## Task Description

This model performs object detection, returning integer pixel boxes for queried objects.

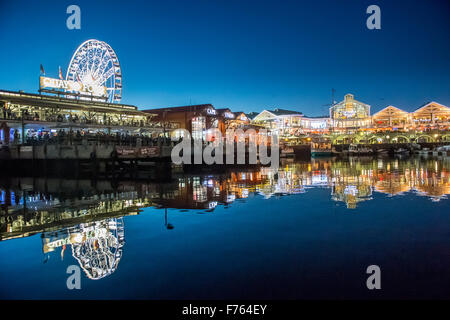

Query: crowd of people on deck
[13,129,173,147]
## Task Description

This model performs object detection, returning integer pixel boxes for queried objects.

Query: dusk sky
[0,0,449,115]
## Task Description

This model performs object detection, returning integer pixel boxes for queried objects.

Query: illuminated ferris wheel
[71,218,125,280]
[66,39,122,103]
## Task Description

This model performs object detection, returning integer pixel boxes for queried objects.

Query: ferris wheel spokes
[66,39,122,103]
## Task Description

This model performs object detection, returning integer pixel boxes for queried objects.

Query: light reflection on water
[1,155,450,299]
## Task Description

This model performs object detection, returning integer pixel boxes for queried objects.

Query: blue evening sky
[0,0,449,116]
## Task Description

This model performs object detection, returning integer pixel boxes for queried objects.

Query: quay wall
[2,145,172,160]
[0,144,174,180]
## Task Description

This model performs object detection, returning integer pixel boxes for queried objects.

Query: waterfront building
[329,94,371,130]
[300,116,330,133]
[144,105,266,144]
[246,94,449,141]
[215,109,251,130]
[250,94,375,137]
[410,102,450,129]
[372,105,409,129]
[216,108,235,123]
[142,104,224,141]
[371,102,450,131]
[231,112,251,128]
[252,108,303,137]
[0,89,160,146]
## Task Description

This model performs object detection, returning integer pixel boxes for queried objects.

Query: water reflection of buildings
[330,159,373,208]
[0,178,163,241]
[1,160,449,226]
[258,157,450,207]
[1,157,450,279]
[0,178,183,280]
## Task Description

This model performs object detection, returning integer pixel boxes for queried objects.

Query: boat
[394,148,409,154]
[280,146,295,158]
[279,140,295,158]
[409,143,421,150]
[436,145,450,152]
[377,148,389,155]
[331,146,343,155]
[311,138,333,157]
[348,143,374,156]
[311,149,333,157]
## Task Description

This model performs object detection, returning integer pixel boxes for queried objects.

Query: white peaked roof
[252,110,278,121]
[413,101,450,114]
[372,105,409,117]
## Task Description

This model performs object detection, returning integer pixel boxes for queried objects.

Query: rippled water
[1,156,450,299]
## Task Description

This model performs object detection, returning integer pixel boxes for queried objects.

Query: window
[192,116,205,141]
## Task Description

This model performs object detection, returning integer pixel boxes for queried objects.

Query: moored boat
[348,143,374,156]
[311,149,333,157]
[394,148,409,154]
[311,137,333,157]
[436,145,450,152]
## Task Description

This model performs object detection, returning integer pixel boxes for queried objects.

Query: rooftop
[142,104,214,114]
[269,108,302,116]
[0,89,148,115]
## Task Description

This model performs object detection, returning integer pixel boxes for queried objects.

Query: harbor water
[1,155,450,299]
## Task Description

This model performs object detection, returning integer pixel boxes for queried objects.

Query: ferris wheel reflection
[42,217,125,280]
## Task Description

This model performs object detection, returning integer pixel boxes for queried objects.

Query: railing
[18,134,174,148]
[0,112,169,129]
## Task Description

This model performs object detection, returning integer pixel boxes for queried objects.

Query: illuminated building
[330,94,371,130]
[142,104,224,141]
[300,116,330,133]
[371,102,450,131]
[372,105,409,129]
[216,109,252,130]
[231,112,251,129]
[251,108,303,137]
[0,90,160,145]
[249,95,449,139]
[0,39,163,146]
[411,102,450,129]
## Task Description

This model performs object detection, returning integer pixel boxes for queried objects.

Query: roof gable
[252,110,277,121]
[413,101,450,114]
[372,105,408,118]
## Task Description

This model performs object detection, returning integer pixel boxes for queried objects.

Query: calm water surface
[1,156,450,299]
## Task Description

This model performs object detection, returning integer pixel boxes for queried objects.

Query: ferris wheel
[66,39,122,103]
[71,217,125,280]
